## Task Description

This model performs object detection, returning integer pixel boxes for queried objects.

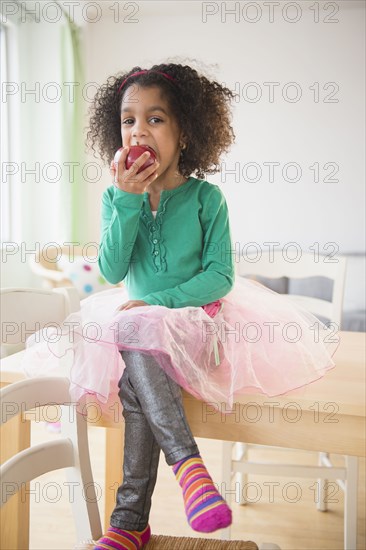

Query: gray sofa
[248,253,365,332]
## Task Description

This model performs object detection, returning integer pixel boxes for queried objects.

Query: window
[0,16,22,244]
[0,23,10,243]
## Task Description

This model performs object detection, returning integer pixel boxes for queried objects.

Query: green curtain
[60,11,87,245]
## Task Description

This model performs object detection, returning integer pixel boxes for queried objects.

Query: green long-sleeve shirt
[98,176,235,308]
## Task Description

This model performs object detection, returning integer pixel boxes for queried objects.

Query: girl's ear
[179,133,187,148]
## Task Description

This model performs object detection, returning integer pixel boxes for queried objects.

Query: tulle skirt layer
[21,278,340,416]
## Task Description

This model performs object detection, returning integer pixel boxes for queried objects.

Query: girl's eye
[121,117,163,126]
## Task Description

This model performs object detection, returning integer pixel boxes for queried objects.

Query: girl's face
[120,85,184,183]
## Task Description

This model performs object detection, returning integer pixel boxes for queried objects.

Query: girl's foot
[93,524,151,549]
[173,453,232,533]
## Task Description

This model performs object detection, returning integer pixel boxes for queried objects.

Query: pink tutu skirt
[21,277,340,417]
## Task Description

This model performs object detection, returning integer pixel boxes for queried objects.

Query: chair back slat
[1,376,71,425]
[1,438,75,506]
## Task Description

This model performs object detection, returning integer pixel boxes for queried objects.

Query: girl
[89,62,236,549]
[23,62,339,550]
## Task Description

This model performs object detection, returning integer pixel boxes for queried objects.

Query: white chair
[0,287,95,548]
[0,286,80,358]
[0,376,103,545]
[221,251,358,550]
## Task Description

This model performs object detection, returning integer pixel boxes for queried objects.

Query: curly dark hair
[85,62,237,179]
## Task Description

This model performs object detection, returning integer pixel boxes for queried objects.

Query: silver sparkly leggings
[110,350,199,531]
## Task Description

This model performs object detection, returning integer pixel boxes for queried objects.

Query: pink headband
[117,70,177,94]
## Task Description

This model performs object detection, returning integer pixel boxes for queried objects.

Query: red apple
[125,145,157,173]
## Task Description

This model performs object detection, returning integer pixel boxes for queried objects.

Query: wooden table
[1,331,365,549]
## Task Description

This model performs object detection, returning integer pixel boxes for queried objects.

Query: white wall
[83,1,365,256]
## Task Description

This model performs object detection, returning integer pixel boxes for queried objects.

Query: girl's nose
[132,120,148,140]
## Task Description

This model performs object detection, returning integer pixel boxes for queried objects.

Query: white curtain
[1,0,86,248]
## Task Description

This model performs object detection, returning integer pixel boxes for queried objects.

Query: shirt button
[151,226,156,231]
[153,239,158,244]
[154,250,159,255]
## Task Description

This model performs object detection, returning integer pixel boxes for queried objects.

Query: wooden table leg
[0,389,31,550]
[104,425,125,531]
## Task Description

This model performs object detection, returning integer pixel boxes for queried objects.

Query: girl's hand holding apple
[110,145,159,194]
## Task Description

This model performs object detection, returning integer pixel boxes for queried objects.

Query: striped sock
[93,524,150,549]
[173,453,232,533]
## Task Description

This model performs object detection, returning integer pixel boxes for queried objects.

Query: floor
[28,421,365,550]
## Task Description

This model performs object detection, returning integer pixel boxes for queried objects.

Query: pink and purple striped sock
[173,453,232,533]
[93,524,150,549]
